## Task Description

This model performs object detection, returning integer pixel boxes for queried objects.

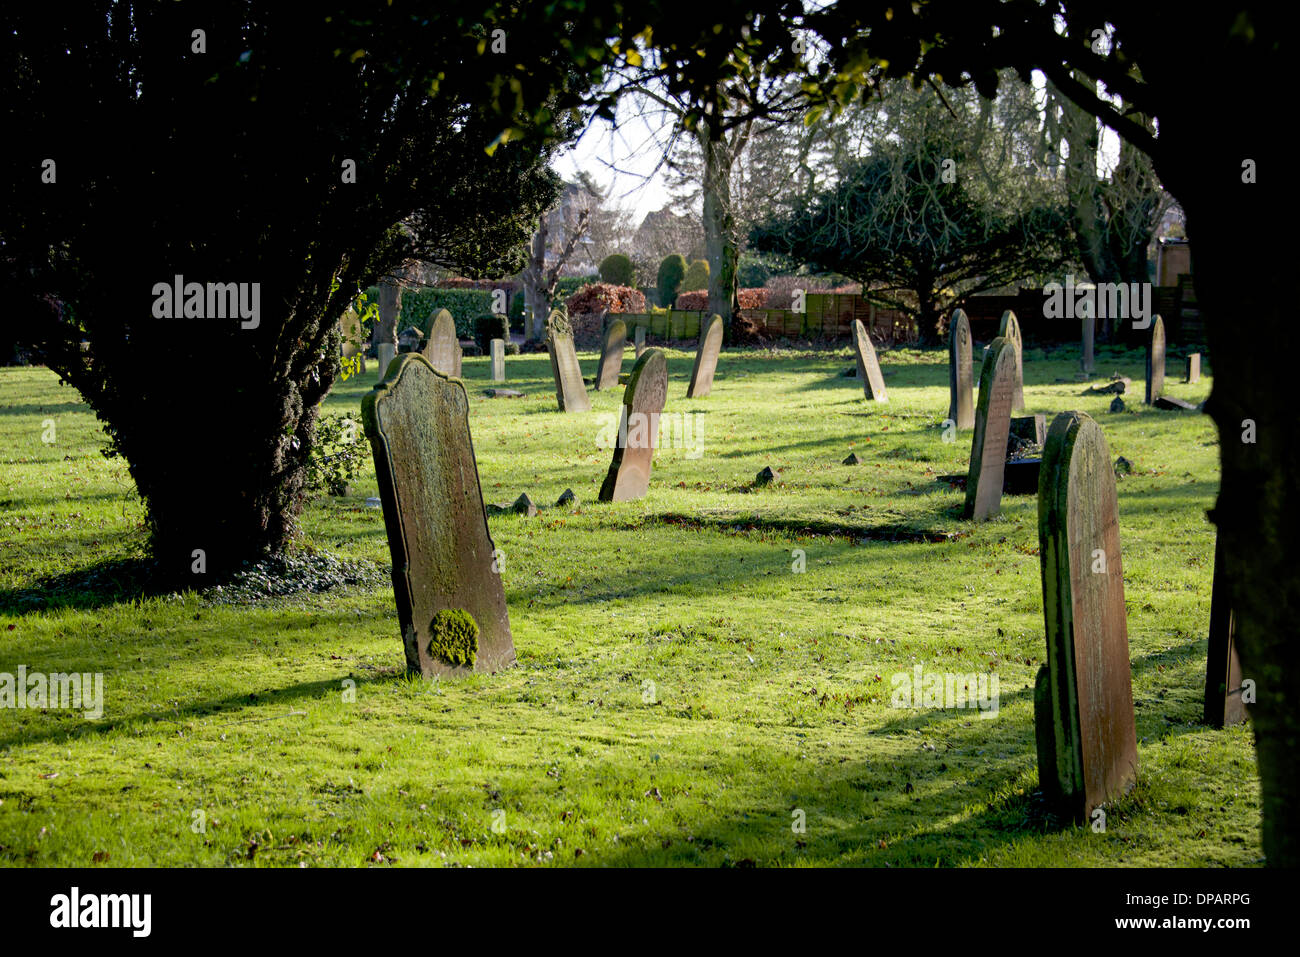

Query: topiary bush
[656,254,687,308]
[474,313,510,354]
[681,258,710,291]
[564,283,647,315]
[598,253,635,287]
[428,608,479,667]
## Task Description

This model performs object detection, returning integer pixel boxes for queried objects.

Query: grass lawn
[0,339,1259,867]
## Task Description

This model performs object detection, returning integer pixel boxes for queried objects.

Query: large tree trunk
[701,127,740,341]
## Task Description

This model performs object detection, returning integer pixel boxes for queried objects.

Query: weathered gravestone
[1185,352,1201,384]
[423,309,461,377]
[1204,535,1249,727]
[998,310,1025,410]
[1034,411,1138,821]
[1144,314,1166,404]
[963,337,1018,521]
[361,354,516,678]
[547,325,591,413]
[947,309,975,430]
[595,319,627,391]
[377,342,396,381]
[1080,313,1096,375]
[598,348,668,502]
[634,324,646,358]
[687,314,724,398]
[490,338,505,382]
[850,319,888,402]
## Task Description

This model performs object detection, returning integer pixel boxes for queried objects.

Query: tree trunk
[701,127,740,341]
[522,219,549,341]
[375,279,401,345]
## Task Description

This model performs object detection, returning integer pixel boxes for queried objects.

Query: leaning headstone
[377,342,396,381]
[1185,353,1201,384]
[687,314,724,398]
[963,337,1018,521]
[947,310,975,430]
[595,319,628,391]
[546,327,591,413]
[850,319,888,401]
[490,338,505,382]
[1010,414,1047,448]
[998,310,1025,410]
[599,348,668,502]
[634,325,646,358]
[1081,314,1095,375]
[1034,411,1138,820]
[1144,314,1166,404]
[1083,376,1130,396]
[423,309,460,377]
[361,354,516,678]
[1204,536,1248,727]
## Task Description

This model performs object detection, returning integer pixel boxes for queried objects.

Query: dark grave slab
[998,310,1025,410]
[1145,314,1166,404]
[1003,458,1041,495]
[595,319,627,391]
[599,348,668,502]
[687,314,724,398]
[362,354,515,679]
[948,309,975,430]
[1109,396,1125,413]
[1034,411,1138,821]
[1083,376,1131,395]
[754,466,779,486]
[1204,536,1248,727]
[512,492,537,517]
[484,388,524,398]
[1154,395,1197,411]
[547,327,591,413]
[963,337,1018,520]
[851,319,888,401]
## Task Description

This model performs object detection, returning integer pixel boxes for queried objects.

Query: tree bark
[701,125,740,341]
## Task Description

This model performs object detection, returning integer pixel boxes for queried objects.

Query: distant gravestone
[634,325,646,358]
[361,354,516,679]
[341,309,362,359]
[1081,314,1095,375]
[963,337,1018,521]
[547,327,591,413]
[1145,314,1166,404]
[490,338,505,382]
[850,319,888,402]
[998,310,1025,410]
[1204,536,1248,728]
[1185,352,1201,384]
[423,309,460,377]
[595,319,628,390]
[687,314,724,398]
[598,348,668,502]
[377,342,396,381]
[1034,411,1138,821]
[947,310,975,430]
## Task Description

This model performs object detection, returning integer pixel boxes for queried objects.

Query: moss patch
[429,608,479,668]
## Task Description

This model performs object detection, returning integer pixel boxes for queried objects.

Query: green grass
[0,340,1259,867]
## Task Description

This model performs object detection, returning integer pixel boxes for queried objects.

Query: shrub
[598,253,635,286]
[366,286,492,337]
[564,282,647,315]
[505,342,521,355]
[428,608,479,668]
[305,412,366,497]
[474,313,510,354]
[681,258,710,291]
[656,254,687,308]
[675,288,771,310]
[738,255,772,288]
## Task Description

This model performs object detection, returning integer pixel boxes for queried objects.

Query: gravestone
[547,327,591,413]
[850,319,888,402]
[1204,536,1248,727]
[947,310,975,430]
[1144,314,1165,404]
[377,342,396,381]
[598,348,668,502]
[397,325,423,353]
[1034,411,1138,821]
[963,337,1018,521]
[423,309,461,377]
[634,325,646,358]
[341,309,362,359]
[490,338,505,382]
[595,319,627,391]
[1081,314,1095,375]
[998,310,1025,410]
[361,354,516,678]
[1010,414,1047,448]
[1185,352,1201,384]
[687,314,724,398]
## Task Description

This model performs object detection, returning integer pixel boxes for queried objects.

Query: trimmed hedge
[364,286,494,337]
[474,314,510,354]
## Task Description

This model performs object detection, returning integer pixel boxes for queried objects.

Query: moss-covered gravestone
[998,310,1025,410]
[595,319,627,391]
[963,337,1018,521]
[851,319,888,402]
[362,354,516,678]
[1034,411,1138,821]
[490,338,505,382]
[546,325,591,413]
[687,314,724,398]
[423,309,461,378]
[947,309,975,430]
[1145,314,1166,404]
[1204,535,1248,727]
[598,348,668,502]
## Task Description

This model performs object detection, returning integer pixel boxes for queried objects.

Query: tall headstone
[598,349,668,502]
[1145,314,1166,404]
[377,342,396,381]
[850,319,888,402]
[1081,314,1095,375]
[423,309,460,377]
[1034,411,1138,821]
[634,324,646,358]
[1204,536,1248,727]
[1185,352,1201,384]
[998,310,1025,410]
[547,326,591,413]
[595,319,627,391]
[361,354,516,678]
[687,314,724,398]
[947,309,974,430]
[490,338,505,382]
[963,337,1018,521]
